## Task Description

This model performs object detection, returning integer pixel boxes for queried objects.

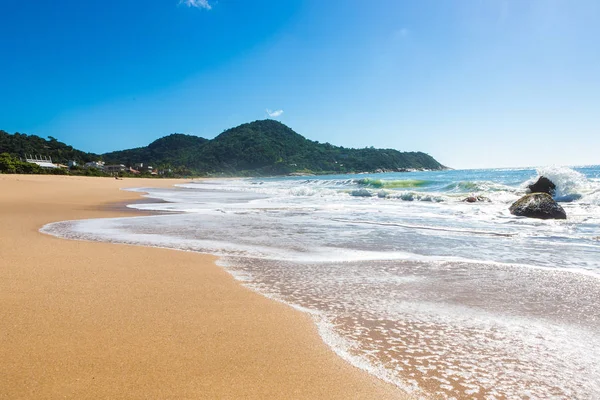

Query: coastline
[0,174,406,399]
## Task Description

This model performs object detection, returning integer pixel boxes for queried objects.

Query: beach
[36,168,600,399]
[0,175,404,399]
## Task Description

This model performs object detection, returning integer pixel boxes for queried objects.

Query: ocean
[42,165,600,399]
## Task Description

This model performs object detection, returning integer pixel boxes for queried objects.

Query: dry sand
[0,174,407,399]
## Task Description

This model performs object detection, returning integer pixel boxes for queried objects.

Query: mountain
[1,120,446,176]
[102,133,208,167]
[0,130,99,164]
[183,120,445,174]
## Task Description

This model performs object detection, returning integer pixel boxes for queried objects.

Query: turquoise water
[42,166,600,399]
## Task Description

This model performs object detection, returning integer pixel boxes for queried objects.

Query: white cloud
[266,109,284,118]
[180,0,212,10]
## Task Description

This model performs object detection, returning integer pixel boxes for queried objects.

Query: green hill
[0,130,99,164]
[103,133,208,168]
[1,120,446,176]
[186,120,445,175]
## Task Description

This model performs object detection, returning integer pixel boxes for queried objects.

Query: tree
[0,152,16,173]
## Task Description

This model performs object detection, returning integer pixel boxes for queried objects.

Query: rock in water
[528,176,556,195]
[509,193,567,219]
[462,196,491,203]
[351,188,373,197]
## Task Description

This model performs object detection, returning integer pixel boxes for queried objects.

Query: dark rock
[509,193,566,220]
[351,188,373,197]
[462,196,491,203]
[528,176,556,195]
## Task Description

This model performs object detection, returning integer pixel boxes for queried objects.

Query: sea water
[41,166,600,399]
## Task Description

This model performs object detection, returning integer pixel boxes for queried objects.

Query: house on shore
[104,164,127,174]
[134,163,153,173]
[84,161,105,170]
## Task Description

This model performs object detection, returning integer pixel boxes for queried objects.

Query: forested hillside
[184,120,445,174]
[1,120,446,176]
[103,134,208,167]
[0,130,99,164]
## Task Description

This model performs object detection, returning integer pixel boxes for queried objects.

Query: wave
[330,218,517,237]
[355,178,431,189]
[348,188,448,202]
[388,191,447,202]
[443,180,518,194]
[526,166,600,205]
[177,168,600,207]
[352,178,517,201]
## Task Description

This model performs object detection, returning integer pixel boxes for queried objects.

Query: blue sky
[1,0,598,169]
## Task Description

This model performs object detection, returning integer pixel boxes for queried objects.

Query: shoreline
[0,174,406,399]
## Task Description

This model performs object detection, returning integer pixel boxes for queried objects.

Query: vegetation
[0,153,68,175]
[184,120,445,175]
[0,130,99,165]
[0,120,446,176]
[102,133,208,168]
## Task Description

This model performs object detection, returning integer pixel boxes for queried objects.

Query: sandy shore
[0,175,406,399]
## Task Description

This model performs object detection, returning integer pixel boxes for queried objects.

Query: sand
[0,175,406,399]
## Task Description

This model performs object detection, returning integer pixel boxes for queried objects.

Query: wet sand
[0,174,406,399]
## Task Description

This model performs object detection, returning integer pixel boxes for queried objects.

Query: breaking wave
[526,166,600,204]
[355,178,431,189]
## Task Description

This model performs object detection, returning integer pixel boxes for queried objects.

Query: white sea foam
[525,165,598,203]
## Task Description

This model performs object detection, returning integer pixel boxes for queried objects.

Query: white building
[24,155,58,169]
[135,163,153,172]
[84,161,105,170]
[104,164,127,173]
